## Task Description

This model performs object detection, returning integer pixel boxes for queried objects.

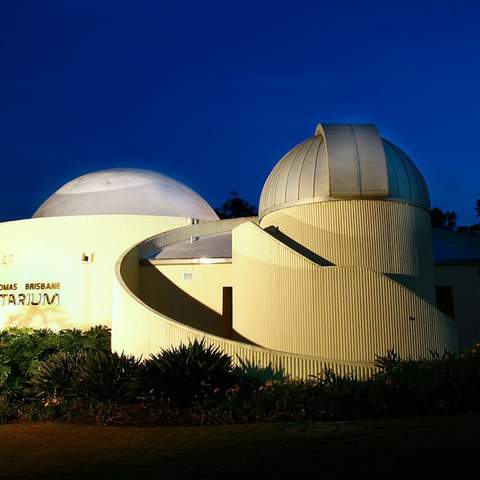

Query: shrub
[57,326,111,354]
[2,327,480,427]
[235,358,285,395]
[29,351,85,402]
[0,326,111,404]
[371,347,480,417]
[73,351,142,404]
[144,339,236,406]
[0,395,16,423]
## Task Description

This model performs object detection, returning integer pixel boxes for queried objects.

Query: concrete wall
[0,215,189,330]
[260,200,436,302]
[435,264,480,349]
[232,221,457,362]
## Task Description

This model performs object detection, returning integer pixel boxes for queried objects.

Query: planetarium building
[1,124,478,377]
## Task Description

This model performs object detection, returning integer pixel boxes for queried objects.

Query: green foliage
[0,326,111,404]
[29,349,142,406]
[73,351,142,403]
[0,395,16,423]
[143,339,236,406]
[374,348,401,376]
[234,357,285,395]
[371,347,480,416]
[2,327,480,427]
[29,351,85,401]
[236,358,285,383]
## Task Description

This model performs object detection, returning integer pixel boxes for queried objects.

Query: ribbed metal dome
[33,168,219,220]
[259,124,430,218]
[382,138,430,210]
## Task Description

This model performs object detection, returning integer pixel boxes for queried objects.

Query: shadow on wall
[3,305,75,330]
[386,273,436,305]
[139,266,232,339]
[264,225,335,266]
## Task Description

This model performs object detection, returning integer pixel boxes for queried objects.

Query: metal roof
[146,228,480,265]
[259,124,431,218]
[432,229,480,264]
[151,231,232,261]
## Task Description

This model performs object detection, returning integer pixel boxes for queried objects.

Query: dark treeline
[431,199,480,233]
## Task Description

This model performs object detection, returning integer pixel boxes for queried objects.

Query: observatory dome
[33,168,219,220]
[259,124,430,218]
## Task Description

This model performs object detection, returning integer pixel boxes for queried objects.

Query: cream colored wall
[260,200,436,302]
[0,215,189,330]
[112,241,377,378]
[111,217,455,378]
[435,264,480,349]
[232,221,457,362]
[139,262,232,337]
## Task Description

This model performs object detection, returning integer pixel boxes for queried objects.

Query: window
[82,253,94,264]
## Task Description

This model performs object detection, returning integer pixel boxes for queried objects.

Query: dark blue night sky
[1,1,479,223]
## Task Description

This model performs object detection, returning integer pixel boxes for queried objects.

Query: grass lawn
[0,415,477,479]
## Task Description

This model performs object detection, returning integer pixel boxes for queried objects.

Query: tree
[454,199,480,233]
[215,191,258,219]
[431,207,457,230]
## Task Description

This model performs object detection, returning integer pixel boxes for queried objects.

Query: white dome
[259,124,430,218]
[33,168,219,220]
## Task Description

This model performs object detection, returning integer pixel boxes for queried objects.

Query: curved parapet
[112,214,457,378]
[111,218,379,378]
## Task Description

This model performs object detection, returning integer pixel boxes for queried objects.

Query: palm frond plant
[144,339,236,407]
[73,351,143,404]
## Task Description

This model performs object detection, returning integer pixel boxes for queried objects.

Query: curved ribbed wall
[110,214,457,377]
[232,221,456,361]
[111,219,378,378]
[260,200,436,302]
[106,124,456,378]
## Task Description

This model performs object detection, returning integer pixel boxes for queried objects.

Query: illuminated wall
[111,219,378,378]
[139,262,232,337]
[0,215,189,330]
[260,200,436,303]
[0,120,467,379]
[232,219,457,362]
[0,209,461,378]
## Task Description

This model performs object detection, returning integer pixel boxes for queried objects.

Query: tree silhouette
[431,207,457,230]
[215,192,258,219]
[455,199,480,233]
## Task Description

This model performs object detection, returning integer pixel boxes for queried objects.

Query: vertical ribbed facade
[112,219,379,378]
[232,219,457,362]
[260,200,436,302]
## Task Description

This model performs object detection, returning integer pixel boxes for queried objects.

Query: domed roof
[259,124,430,218]
[33,168,219,220]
